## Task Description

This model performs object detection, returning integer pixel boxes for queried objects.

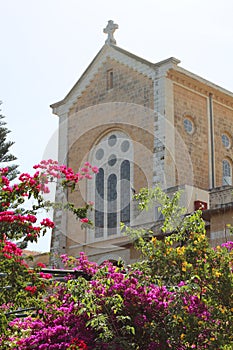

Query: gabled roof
[50,42,233,116]
[50,43,180,114]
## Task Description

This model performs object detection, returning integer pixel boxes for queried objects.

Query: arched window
[120,160,130,224]
[89,131,133,241]
[222,134,231,149]
[107,173,117,235]
[95,168,104,238]
[222,159,232,186]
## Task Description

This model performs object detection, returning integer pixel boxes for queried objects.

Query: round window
[121,140,130,152]
[108,134,117,147]
[96,148,104,160]
[108,154,117,166]
[183,118,194,134]
[222,134,230,149]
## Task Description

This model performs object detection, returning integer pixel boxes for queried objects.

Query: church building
[50,21,233,265]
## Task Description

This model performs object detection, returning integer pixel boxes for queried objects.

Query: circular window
[108,154,117,166]
[121,140,130,152]
[183,118,194,134]
[96,148,104,160]
[222,134,230,149]
[108,134,117,147]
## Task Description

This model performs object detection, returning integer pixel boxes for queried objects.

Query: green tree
[0,102,19,180]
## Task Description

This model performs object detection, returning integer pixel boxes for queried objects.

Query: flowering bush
[0,160,97,338]
[6,285,93,350]
[2,240,232,349]
[0,160,97,245]
[1,172,232,349]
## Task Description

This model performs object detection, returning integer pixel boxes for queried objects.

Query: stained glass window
[91,132,133,240]
[120,160,130,224]
[222,134,230,149]
[222,160,232,186]
[107,174,117,234]
[95,168,104,238]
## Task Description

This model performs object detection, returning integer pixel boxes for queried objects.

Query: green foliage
[0,103,19,180]
[1,183,233,349]
[123,187,233,347]
[0,246,49,334]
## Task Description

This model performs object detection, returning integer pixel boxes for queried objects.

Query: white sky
[1,0,233,252]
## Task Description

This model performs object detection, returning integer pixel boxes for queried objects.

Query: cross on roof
[103,20,118,45]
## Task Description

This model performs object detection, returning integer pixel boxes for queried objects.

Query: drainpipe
[209,93,215,188]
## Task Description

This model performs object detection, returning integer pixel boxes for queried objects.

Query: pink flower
[42,186,50,193]
[25,286,37,294]
[60,254,69,263]
[3,253,12,259]
[39,272,52,279]
[40,218,55,228]
[26,214,37,223]
[0,167,8,174]
[92,166,99,173]
[1,175,10,186]
[2,240,22,256]
[80,218,89,223]
[178,281,186,287]
[37,262,46,268]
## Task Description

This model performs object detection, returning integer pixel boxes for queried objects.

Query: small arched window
[222,159,232,186]
[222,134,231,149]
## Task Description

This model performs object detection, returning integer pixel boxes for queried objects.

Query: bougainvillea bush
[0,160,97,338]
[1,169,233,349]
[2,243,232,349]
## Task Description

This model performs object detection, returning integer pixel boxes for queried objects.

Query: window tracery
[88,131,133,241]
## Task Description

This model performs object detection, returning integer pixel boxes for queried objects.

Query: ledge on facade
[209,185,233,193]
[202,202,233,221]
[209,185,233,210]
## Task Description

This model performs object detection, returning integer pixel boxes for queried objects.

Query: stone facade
[50,24,233,265]
[173,83,209,189]
[203,186,233,246]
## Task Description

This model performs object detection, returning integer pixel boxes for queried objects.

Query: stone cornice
[167,68,233,108]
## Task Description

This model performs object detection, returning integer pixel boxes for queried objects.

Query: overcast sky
[1,0,233,252]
